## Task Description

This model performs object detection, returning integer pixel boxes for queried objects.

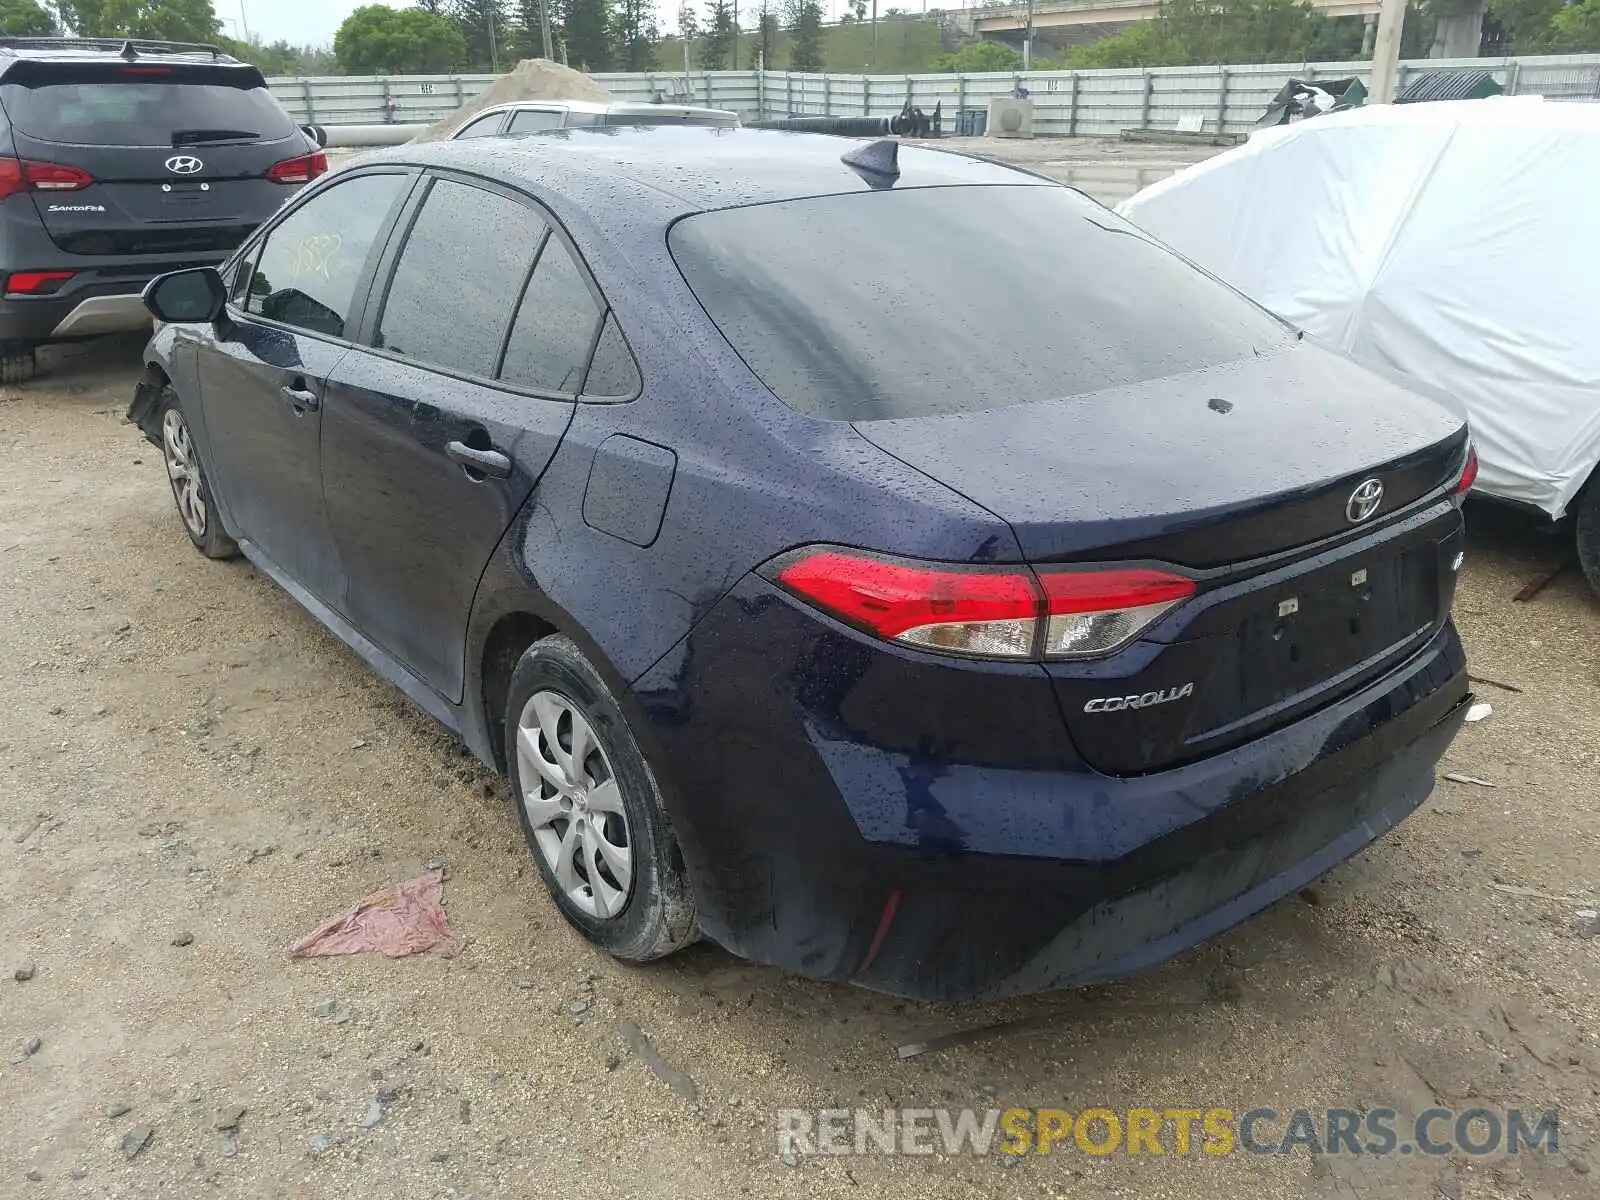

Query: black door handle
[445,440,512,479]
[279,384,319,413]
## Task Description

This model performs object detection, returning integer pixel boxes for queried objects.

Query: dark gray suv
[0,37,323,383]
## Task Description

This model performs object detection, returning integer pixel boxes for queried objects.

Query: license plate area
[1194,544,1438,738]
[159,182,214,206]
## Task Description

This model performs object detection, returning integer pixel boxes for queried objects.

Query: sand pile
[412,59,611,143]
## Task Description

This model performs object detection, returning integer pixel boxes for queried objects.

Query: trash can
[957,108,987,137]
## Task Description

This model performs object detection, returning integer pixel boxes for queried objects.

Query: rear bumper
[631,576,1469,1001]
[0,257,223,344]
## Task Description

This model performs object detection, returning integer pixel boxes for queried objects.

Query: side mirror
[302,123,328,148]
[143,267,226,324]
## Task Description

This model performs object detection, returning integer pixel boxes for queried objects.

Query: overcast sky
[236,0,882,50]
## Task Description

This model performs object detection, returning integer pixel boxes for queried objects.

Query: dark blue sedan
[129,127,1475,1000]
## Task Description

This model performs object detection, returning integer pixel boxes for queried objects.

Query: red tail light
[771,548,1194,661]
[0,157,94,201]
[1454,444,1478,499]
[265,152,328,185]
[5,270,75,297]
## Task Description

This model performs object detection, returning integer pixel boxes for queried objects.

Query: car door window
[374,178,548,378]
[507,107,566,133]
[454,111,505,138]
[226,243,258,305]
[243,172,407,339]
[581,314,641,400]
[499,236,603,394]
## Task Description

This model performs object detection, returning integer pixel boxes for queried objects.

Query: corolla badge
[1083,682,1195,713]
[1345,478,1384,524]
[165,155,204,175]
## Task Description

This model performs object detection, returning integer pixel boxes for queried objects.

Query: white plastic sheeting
[1118,97,1600,518]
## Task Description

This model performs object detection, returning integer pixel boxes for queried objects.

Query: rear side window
[454,112,505,139]
[375,179,548,377]
[581,315,641,399]
[670,185,1291,421]
[499,238,602,393]
[507,108,566,133]
[0,64,294,147]
[244,173,407,338]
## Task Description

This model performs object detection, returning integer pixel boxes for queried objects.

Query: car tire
[157,386,238,560]
[504,634,697,962]
[1577,480,1600,596]
[0,341,36,386]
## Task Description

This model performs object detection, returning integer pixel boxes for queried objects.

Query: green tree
[562,0,613,70]
[747,0,777,65]
[1544,0,1600,49]
[449,0,510,69]
[334,4,468,73]
[702,0,736,67]
[509,0,558,57]
[616,0,654,68]
[219,37,338,75]
[1485,0,1566,50]
[785,0,823,70]
[56,0,222,41]
[930,40,1023,71]
[0,0,55,35]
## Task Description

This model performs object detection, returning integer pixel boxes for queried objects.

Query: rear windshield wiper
[171,128,259,146]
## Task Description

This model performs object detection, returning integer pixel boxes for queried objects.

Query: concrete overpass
[965,0,1486,59]
[965,0,1386,49]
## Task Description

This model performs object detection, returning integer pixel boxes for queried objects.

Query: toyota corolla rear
[638,176,1472,1001]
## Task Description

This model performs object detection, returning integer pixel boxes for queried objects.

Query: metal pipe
[318,124,429,147]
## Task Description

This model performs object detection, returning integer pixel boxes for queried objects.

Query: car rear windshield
[669,184,1291,421]
[0,64,293,147]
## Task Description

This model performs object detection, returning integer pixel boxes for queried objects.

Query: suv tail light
[769,548,1195,661]
[265,152,328,185]
[5,270,75,296]
[0,157,94,200]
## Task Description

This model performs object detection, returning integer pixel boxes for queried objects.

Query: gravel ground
[1,329,1598,1199]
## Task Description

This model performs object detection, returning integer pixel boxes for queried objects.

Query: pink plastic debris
[290,870,462,959]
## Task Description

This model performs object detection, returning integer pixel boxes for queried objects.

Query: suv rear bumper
[0,256,224,344]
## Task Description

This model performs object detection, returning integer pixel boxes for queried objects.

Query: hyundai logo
[1346,478,1384,524]
[165,155,204,175]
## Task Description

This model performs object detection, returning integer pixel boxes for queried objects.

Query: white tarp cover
[1118,97,1600,518]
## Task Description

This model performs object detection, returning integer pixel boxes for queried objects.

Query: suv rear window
[0,64,294,147]
[669,185,1290,421]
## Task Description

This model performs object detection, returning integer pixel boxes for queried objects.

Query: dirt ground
[1,336,1597,1200]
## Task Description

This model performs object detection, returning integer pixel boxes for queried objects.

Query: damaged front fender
[127,373,164,447]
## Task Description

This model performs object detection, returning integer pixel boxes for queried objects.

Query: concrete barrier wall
[269,54,1600,136]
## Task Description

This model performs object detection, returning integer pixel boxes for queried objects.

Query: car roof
[472,99,737,119]
[375,127,1042,224]
[0,37,238,67]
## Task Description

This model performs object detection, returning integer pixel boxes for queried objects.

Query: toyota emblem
[1345,478,1384,524]
[165,155,204,175]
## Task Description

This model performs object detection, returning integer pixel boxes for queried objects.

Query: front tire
[505,634,697,961]
[1577,482,1600,596]
[158,387,237,560]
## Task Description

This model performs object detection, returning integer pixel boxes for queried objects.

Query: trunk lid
[0,60,309,256]
[854,342,1469,775]
[851,341,1466,568]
